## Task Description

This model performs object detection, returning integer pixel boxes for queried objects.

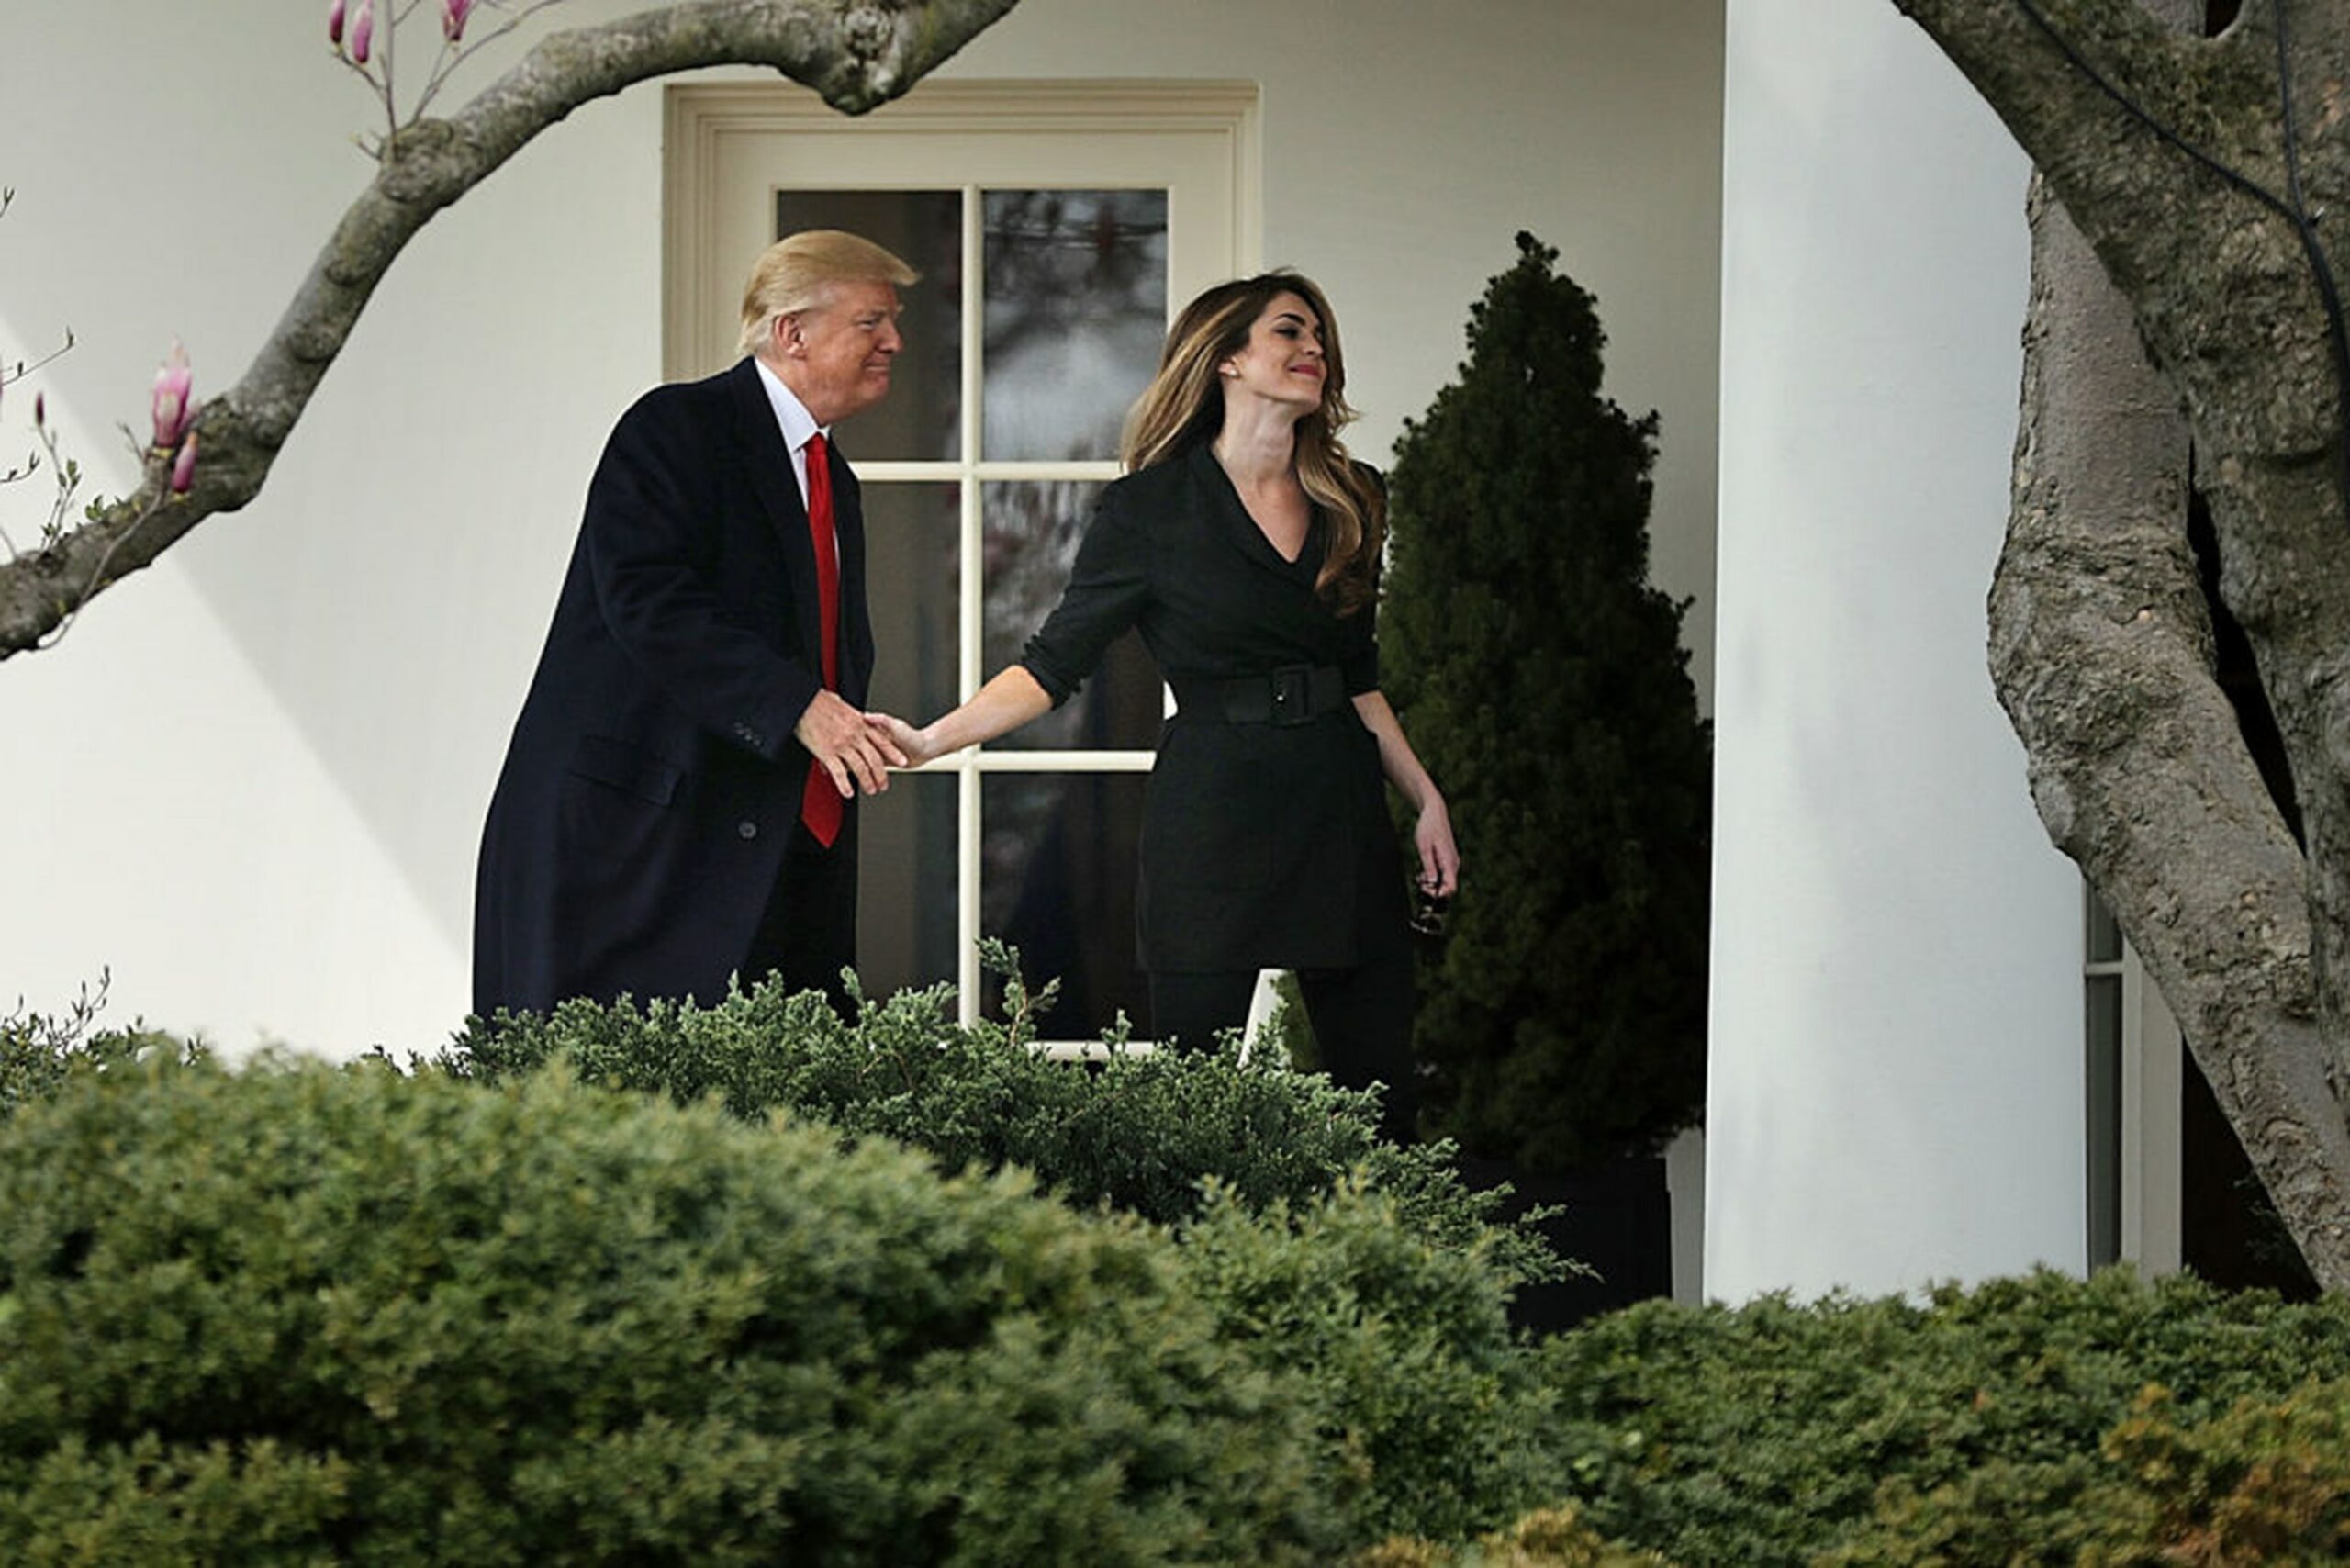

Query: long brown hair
[1121,272,1384,614]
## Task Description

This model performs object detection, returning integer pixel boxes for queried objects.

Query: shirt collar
[752,356,826,454]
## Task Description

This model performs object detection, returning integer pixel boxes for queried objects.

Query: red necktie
[799,431,845,846]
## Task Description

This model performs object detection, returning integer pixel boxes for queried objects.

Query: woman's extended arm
[869,665,1054,768]
[1351,689,1460,896]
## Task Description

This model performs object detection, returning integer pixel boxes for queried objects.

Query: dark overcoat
[473,358,873,1015]
[1019,442,1409,972]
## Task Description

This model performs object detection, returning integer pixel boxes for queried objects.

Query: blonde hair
[738,230,919,358]
[1123,272,1384,614]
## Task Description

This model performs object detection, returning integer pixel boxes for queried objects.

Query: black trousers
[1150,949,1417,1145]
[741,816,858,1014]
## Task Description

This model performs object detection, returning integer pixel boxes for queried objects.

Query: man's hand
[796,689,907,798]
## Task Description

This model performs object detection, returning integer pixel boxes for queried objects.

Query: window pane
[2086,971,2124,1268]
[2085,884,2124,966]
[775,189,962,460]
[858,771,958,1002]
[982,481,1161,750]
[859,483,959,727]
[981,189,1169,460]
[979,772,1150,1039]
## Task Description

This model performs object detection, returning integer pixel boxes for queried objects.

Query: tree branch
[0,0,1020,658]
[1895,0,2219,206]
[1897,0,2350,467]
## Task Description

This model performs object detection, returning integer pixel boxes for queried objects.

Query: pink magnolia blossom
[329,0,345,46]
[352,0,375,64]
[33,390,45,427]
[171,432,199,496]
[442,0,475,43]
[151,340,195,451]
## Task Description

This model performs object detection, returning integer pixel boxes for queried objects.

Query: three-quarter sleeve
[1018,483,1151,708]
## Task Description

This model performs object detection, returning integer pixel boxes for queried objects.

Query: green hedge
[435,965,1573,1545]
[1363,1506,1669,1566]
[0,1047,1580,1560]
[439,957,1563,1288]
[1,975,196,1123]
[24,985,2350,1561]
[1541,1268,2350,1564]
[0,1055,1347,1562]
[1181,1176,1559,1546]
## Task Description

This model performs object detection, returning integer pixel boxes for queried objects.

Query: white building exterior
[2,0,2107,1300]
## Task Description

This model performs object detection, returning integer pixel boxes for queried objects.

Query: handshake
[790,689,941,801]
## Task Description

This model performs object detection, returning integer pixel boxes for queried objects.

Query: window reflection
[982,481,1160,750]
[858,483,959,728]
[776,189,963,460]
[982,189,1169,460]
[858,772,958,1002]
[979,772,1150,1039]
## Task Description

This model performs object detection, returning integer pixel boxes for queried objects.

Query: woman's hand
[1415,797,1460,899]
[866,711,935,769]
[867,667,1055,771]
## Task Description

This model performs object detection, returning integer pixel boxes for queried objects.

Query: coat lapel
[727,359,827,677]
[1187,442,1326,585]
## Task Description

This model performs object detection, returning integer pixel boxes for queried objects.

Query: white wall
[1,2,1721,1058]
[1706,0,2085,1299]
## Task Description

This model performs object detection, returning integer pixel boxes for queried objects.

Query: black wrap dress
[1018,442,1411,974]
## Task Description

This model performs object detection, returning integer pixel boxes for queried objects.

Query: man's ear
[771,312,804,360]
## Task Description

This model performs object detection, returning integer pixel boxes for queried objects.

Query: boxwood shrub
[1540,1267,2350,1564]
[432,965,1577,1547]
[0,1046,1593,1561]
[0,1055,1350,1564]
[438,955,1563,1288]
[1,974,196,1124]
[30,982,2350,1561]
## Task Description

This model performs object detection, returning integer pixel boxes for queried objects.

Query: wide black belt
[1170,665,1348,727]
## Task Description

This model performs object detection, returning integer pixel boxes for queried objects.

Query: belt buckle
[1268,665,1312,727]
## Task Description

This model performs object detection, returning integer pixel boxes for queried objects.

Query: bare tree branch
[0,0,1020,658]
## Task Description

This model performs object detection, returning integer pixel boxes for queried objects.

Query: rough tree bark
[1895,0,2350,1285]
[0,0,1020,659]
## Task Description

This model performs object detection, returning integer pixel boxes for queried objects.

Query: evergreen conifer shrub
[1382,232,1711,1170]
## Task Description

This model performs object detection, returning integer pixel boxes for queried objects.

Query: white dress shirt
[752,356,830,507]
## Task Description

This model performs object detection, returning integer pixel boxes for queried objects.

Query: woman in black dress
[872,272,1457,1140]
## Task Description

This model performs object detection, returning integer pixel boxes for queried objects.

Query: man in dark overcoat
[473,230,914,1016]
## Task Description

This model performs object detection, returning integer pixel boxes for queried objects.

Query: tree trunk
[1905,0,2350,1284]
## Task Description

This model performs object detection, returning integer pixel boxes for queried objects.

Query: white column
[1706,0,2085,1300]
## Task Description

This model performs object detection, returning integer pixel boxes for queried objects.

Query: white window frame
[2085,882,2183,1274]
[665,81,1261,1047]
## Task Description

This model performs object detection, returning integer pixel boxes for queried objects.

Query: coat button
[737,820,758,840]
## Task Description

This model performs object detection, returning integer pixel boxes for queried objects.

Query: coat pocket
[565,734,685,808]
